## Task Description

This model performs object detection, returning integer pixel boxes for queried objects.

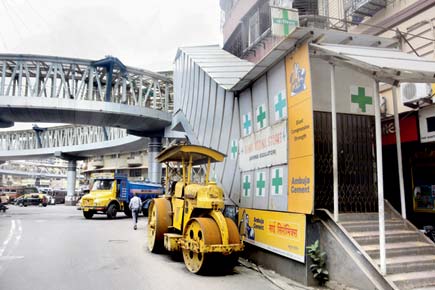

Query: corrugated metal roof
[311,43,435,83]
[176,45,255,90]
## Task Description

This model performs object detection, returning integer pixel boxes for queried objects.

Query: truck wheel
[142,208,148,217]
[83,211,94,219]
[107,204,118,219]
[124,206,132,218]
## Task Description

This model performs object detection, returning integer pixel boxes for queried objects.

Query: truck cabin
[90,173,127,198]
[156,145,226,195]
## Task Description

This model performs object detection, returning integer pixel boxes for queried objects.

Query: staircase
[339,203,435,290]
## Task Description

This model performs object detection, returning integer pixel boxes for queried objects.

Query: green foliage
[306,240,329,285]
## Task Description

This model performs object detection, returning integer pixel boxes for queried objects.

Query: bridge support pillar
[148,137,162,184]
[65,160,77,206]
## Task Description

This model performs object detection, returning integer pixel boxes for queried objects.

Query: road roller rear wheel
[182,218,221,274]
[147,198,171,253]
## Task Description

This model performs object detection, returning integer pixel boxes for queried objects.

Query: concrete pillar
[148,137,162,184]
[65,159,77,206]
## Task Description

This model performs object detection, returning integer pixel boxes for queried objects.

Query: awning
[311,43,435,84]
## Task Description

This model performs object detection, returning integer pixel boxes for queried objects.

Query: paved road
[0,205,282,290]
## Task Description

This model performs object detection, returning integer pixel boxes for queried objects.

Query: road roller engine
[147,144,243,274]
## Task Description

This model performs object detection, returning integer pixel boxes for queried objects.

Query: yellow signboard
[285,42,315,214]
[239,208,306,262]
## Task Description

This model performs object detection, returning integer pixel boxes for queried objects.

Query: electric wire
[325,15,435,43]
[22,0,51,29]
[0,0,24,42]
[4,0,32,34]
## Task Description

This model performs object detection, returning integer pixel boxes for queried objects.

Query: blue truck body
[116,176,164,211]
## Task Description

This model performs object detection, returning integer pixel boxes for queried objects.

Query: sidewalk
[239,258,359,290]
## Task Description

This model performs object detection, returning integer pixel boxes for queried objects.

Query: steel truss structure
[0,160,72,178]
[0,125,127,151]
[0,54,173,111]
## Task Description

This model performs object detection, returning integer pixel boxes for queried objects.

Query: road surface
[0,205,285,290]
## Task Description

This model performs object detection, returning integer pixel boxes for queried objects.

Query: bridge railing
[0,55,174,112]
[0,125,127,151]
[0,160,68,176]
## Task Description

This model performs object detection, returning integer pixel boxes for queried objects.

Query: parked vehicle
[78,173,164,219]
[147,144,243,274]
[37,188,56,205]
[51,189,67,204]
[0,186,39,203]
[17,193,48,207]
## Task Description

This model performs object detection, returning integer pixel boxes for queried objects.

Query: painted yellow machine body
[147,144,243,274]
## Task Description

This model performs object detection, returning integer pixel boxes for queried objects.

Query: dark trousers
[132,209,139,225]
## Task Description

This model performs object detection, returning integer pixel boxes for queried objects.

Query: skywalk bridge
[0,54,176,200]
[0,54,173,133]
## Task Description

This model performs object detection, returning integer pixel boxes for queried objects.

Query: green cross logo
[351,86,372,113]
[271,168,283,195]
[273,9,298,36]
[275,92,286,120]
[230,140,238,159]
[256,172,266,197]
[243,113,252,135]
[242,175,251,197]
[256,104,267,129]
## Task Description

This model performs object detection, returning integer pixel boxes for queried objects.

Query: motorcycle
[423,225,435,243]
[0,203,8,213]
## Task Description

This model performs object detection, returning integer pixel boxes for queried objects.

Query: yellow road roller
[147,144,243,274]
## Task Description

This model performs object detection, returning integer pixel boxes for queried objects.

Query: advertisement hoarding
[239,208,306,262]
[285,42,315,214]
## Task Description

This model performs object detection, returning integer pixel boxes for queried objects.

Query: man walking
[129,193,142,230]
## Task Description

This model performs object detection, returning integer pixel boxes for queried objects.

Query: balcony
[223,0,347,60]
[344,0,393,24]
[127,156,142,167]
[90,159,104,168]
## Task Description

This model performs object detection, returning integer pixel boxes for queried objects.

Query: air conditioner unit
[400,83,432,105]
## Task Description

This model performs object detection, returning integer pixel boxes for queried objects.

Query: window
[427,116,435,132]
[224,0,272,58]
[130,169,142,177]
[248,10,260,46]
[130,151,141,157]
[92,180,113,191]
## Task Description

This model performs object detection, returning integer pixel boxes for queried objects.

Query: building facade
[172,0,435,288]
[84,150,151,182]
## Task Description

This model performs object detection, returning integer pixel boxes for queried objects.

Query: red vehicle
[0,186,39,203]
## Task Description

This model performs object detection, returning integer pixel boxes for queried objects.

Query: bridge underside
[0,135,148,160]
[0,97,171,132]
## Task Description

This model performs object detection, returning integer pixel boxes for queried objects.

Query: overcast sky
[0,0,222,130]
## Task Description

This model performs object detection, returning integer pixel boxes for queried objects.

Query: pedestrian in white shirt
[129,193,142,230]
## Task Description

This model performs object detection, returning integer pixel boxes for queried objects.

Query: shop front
[382,109,435,228]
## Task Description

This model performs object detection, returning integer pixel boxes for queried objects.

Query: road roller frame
[147,144,243,274]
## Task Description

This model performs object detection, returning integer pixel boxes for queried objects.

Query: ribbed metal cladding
[314,111,378,213]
